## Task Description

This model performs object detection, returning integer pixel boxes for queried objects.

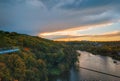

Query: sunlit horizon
[0,0,120,41]
[39,22,120,41]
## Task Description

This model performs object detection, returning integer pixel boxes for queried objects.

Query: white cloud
[26,0,46,9]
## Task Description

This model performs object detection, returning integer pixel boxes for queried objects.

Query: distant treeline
[0,30,79,81]
[66,41,120,60]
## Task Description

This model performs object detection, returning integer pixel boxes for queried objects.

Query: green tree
[7,54,26,81]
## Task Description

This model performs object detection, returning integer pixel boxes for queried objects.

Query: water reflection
[52,51,120,81]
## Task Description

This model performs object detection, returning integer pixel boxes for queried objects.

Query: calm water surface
[52,51,120,81]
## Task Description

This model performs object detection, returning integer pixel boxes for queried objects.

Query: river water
[53,51,120,81]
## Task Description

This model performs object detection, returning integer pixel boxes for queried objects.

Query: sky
[0,0,120,41]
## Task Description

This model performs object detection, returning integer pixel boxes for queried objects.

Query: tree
[0,62,10,81]
[7,54,26,81]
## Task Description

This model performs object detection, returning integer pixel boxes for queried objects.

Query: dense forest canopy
[0,30,79,81]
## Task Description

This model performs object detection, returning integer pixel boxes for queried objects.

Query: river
[52,50,120,81]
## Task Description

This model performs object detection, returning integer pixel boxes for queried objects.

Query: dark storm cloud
[60,0,120,10]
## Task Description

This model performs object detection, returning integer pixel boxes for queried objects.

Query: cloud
[26,0,46,8]
[59,0,120,10]
[55,31,120,41]
[39,22,114,39]
[101,31,120,36]
[0,0,120,40]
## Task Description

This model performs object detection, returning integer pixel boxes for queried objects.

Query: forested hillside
[0,30,79,81]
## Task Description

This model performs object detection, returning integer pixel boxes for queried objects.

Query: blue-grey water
[53,51,120,81]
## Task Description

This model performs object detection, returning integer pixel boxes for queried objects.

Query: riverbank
[51,50,120,81]
[66,41,120,60]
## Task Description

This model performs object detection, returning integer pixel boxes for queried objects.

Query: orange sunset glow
[39,22,120,41]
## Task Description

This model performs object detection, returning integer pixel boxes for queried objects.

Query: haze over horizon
[0,0,120,41]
